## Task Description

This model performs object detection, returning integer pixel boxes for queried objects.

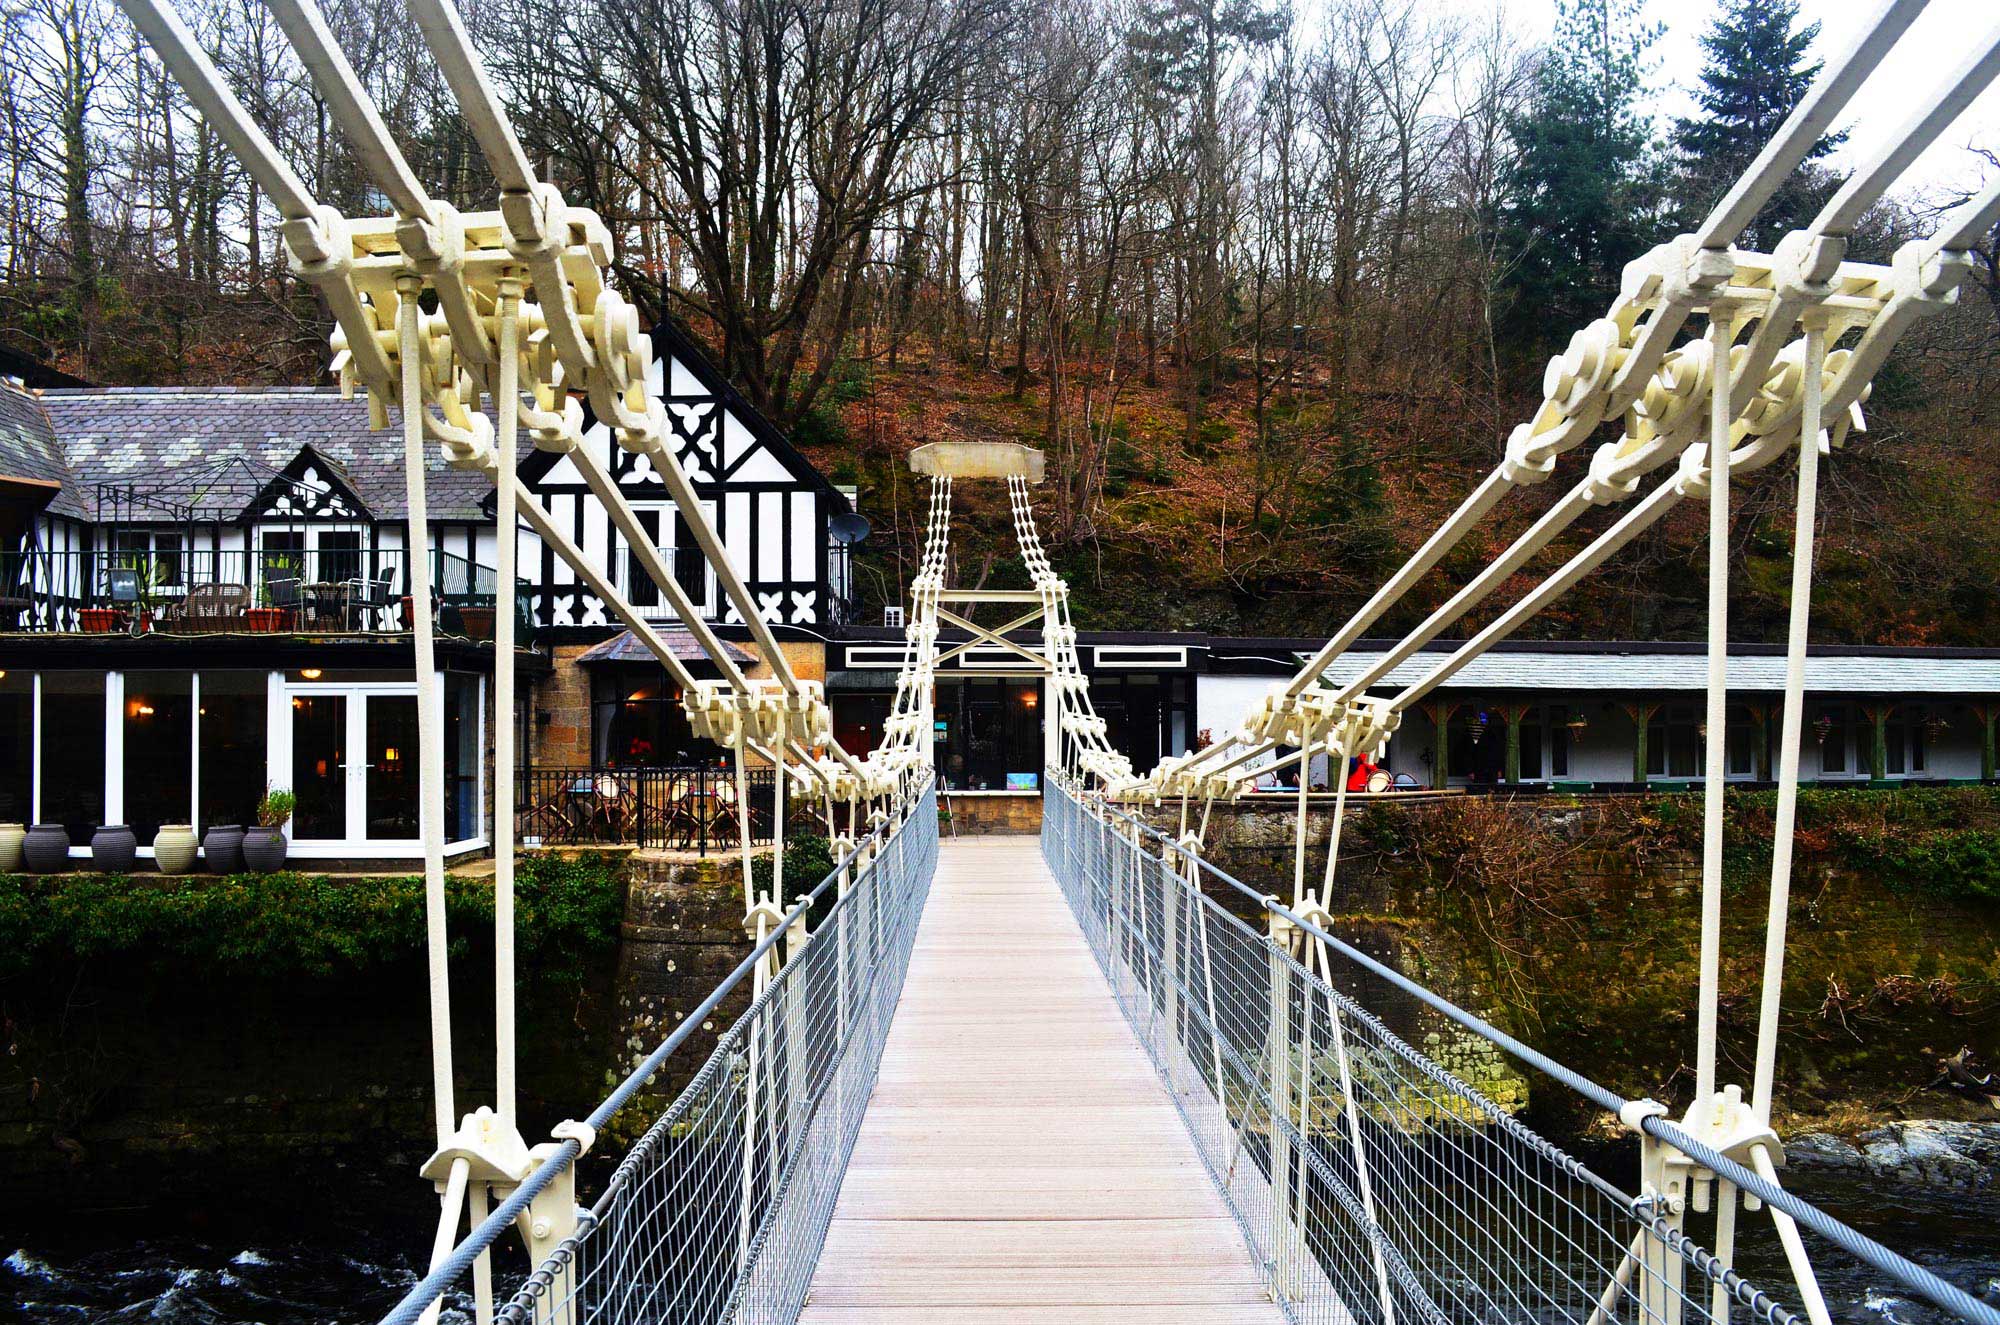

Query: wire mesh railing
[1041,780,1998,1325]
[415,785,939,1325]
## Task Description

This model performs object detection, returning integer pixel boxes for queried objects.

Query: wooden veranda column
[1422,698,1458,790]
[1500,703,1533,786]
[1862,702,1894,782]
[1624,700,1661,786]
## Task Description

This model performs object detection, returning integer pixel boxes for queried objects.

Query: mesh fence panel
[1042,782,1802,1325]
[499,787,938,1325]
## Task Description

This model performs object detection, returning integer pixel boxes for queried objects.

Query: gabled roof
[37,387,492,522]
[0,383,80,517]
[586,317,849,508]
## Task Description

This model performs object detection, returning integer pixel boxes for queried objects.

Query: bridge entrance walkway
[797,836,1286,1324]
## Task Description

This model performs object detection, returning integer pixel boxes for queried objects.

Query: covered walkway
[797,836,1285,1324]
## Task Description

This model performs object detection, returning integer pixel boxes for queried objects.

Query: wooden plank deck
[797,836,1286,1324]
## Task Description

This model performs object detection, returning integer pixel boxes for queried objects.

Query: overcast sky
[1511,0,2000,199]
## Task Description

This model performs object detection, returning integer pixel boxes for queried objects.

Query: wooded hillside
[3,0,1996,642]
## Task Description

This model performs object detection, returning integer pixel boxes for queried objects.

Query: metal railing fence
[0,545,497,633]
[1041,780,1998,1325]
[376,785,939,1325]
[516,766,777,852]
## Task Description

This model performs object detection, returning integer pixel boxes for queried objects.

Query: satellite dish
[830,511,872,545]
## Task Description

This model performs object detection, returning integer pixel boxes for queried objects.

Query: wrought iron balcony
[0,546,500,637]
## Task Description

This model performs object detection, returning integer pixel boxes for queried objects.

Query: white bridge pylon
[904,439,1134,794]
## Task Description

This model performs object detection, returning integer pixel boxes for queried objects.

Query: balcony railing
[0,547,498,636]
[516,765,778,853]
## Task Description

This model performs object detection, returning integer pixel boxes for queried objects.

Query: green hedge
[0,854,624,984]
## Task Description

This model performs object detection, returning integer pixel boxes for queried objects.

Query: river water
[5,1167,1995,1324]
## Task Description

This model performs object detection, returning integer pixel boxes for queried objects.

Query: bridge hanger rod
[264,0,497,369]
[1265,0,1938,712]
[1336,11,2000,699]
[1694,0,1931,248]
[113,0,397,386]
[1811,23,2000,241]
[1925,163,2000,256]
[401,0,538,194]
[399,0,807,698]
[1368,28,2000,714]
[264,0,431,219]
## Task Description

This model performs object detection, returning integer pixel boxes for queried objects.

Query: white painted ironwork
[113,1,2000,1322]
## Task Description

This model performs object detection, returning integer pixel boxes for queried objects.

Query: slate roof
[576,627,754,666]
[0,382,80,516]
[36,387,494,523]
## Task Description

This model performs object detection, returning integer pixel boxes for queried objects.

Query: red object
[79,608,119,634]
[246,607,287,633]
[1347,756,1380,793]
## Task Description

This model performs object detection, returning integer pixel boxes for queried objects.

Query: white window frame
[277,675,486,859]
[254,522,372,588]
[620,499,718,623]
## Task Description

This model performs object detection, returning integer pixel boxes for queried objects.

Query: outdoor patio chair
[178,583,249,633]
[351,569,397,630]
[268,577,303,620]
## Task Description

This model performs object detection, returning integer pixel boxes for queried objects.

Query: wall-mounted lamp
[300,667,324,680]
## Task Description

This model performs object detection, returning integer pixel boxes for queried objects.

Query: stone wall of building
[534,642,598,768]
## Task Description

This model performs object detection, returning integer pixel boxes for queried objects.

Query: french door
[289,685,426,848]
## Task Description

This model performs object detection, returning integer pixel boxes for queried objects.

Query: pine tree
[1498,0,1661,363]
[1671,0,1845,251]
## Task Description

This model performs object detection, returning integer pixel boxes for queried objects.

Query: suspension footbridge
[106,0,2000,1322]
[796,837,1287,1323]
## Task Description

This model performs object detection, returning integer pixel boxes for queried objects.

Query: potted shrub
[23,824,70,873]
[153,824,199,873]
[90,824,138,872]
[243,789,295,872]
[246,604,286,633]
[202,823,245,872]
[0,822,23,872]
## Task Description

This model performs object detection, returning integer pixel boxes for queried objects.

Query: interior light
[300,667,324,680]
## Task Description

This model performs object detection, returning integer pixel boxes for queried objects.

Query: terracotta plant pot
[202,824,245,873]
[246,607,286,633]
[241,826,289,872]
[400,595,415,629]
[91,825,138,873]
[23,824,70,873]
[456,605,496,640]
[153,824,198,874]
[80,608,119,634]
[0,823,24,873]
